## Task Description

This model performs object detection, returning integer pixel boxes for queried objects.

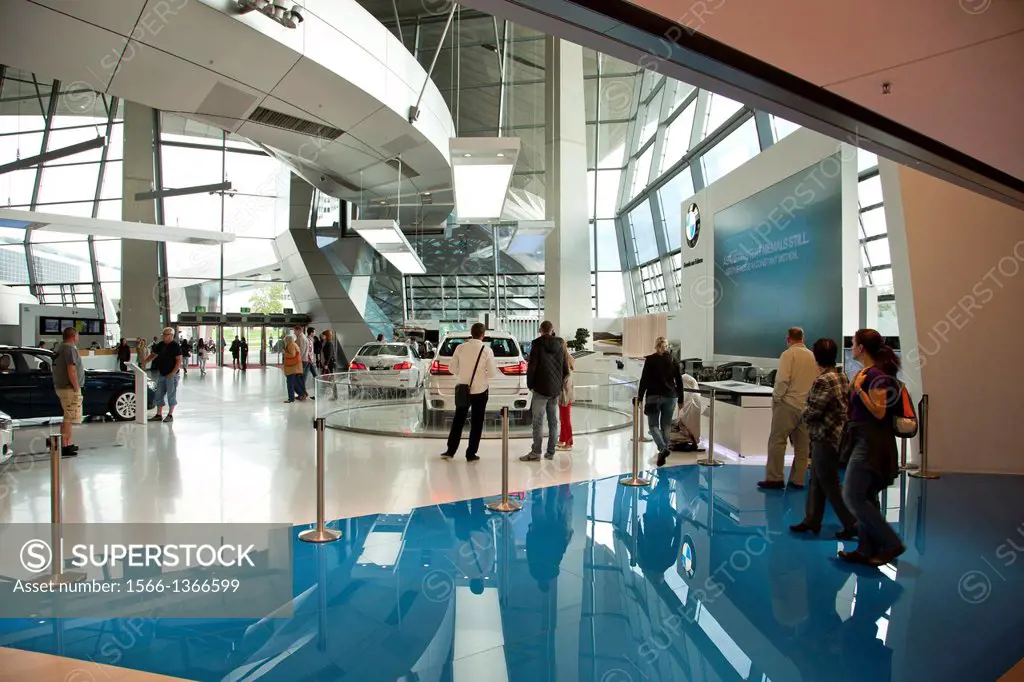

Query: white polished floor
[0,368,741,527]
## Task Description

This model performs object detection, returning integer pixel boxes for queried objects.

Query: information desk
[698,381,775,457]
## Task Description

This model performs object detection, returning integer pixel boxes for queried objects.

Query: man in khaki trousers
[758,327,818,490]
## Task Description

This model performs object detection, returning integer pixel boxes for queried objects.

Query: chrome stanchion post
[909,394,939,480]
[32,434,85,586]
[487,407,522,512]
[697,388,723,467]
[620,397,650,487]
[300,417,342,543]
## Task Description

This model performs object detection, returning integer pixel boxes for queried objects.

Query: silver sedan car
[348,342,425,398]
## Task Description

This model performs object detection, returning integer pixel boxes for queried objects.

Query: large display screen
[713,156,843,358]
[39,317,105,336]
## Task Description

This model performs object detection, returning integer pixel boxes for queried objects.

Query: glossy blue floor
[1,465,1022,682]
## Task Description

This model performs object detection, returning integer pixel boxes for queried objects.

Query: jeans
[646,395,677,451]
[302,361,318,394]
[803,440,856,531]
[843,443,903,557]
[446,390,488,457]
[765,402,811,484]
[531,393,559,456]
[154,373,179,408]
[558,403,573,446]
[286,373,304,401]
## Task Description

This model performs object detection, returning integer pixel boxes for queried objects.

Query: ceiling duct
[384,158,420,179]
[247,106,344,140]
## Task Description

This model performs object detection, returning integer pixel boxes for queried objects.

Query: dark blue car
[0,346,155,421]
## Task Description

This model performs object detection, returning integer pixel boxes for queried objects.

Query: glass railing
[314,370,638,439]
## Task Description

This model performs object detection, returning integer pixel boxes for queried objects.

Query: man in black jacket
[522,321,569,461]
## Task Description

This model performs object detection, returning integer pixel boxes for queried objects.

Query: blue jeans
[154,374,179,408]
[302,361,317,393]
[646,395,676,451]
[286,374,304,401]
[843,443,903,557]
[531,393,559,456]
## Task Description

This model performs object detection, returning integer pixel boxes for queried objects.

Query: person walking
[282,334,306,402]
[789,338,858,539]
[441,323,498,462]
[52,327,84,457]
[758,327,818,490]
[637,336,684,467]
[180,336,190,376]
[239,337,249,371]
[295,325,317,400]
[197,338,208,376]
[838,329,905,566]
[230,337,240,369]
[116,337,131,371]
[556,336,575,451]
[521,321,569,462]
[136,337,148,369]
[312,329,323,373]
[144,327,182,423]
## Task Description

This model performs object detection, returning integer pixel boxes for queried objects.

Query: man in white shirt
[759,327,819,490]
[442,323,498,462]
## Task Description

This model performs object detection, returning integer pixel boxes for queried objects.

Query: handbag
[559,373,574,407]
[455,346,485,409]
[891,383,918,438]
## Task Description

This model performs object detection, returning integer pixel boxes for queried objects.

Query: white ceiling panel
[314,143,382,175]
[108,42,265,123]
[270,58,384,131]
[32,0,150,38]
[136,0,301,94]
[302,13,388,106]
[304,0,390,61]
[0,2,127,92]
[345,109,419,152]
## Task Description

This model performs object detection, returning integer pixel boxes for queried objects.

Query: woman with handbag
[282,334,306,402]
[637,336,684,467]
[839,328,905,566]
[557,337,575,451]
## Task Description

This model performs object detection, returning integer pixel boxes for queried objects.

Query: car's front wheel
[110,389,136,421]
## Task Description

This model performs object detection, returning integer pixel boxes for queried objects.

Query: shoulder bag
[891,382,918,438]
[455,346,486,409]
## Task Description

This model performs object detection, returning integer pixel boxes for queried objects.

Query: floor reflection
[1,467,1022,682]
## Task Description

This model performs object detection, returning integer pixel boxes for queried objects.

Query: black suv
[0,346,155,421]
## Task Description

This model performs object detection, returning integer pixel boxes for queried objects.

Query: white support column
[544,37,592,342]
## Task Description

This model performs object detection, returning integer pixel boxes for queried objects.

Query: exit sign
[240,307,250,314]
[194,306,206,313]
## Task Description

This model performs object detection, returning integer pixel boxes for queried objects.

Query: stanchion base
[299,527,341,543]
[696,458,724,467]
[619,476,650,487]
[899,463,920,471]
[31,571,87,586]
[909,470,940,480]
[486,499,523,513]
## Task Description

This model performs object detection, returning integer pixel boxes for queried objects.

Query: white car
[423,330,531,425]
[0,410,11,466]
[348,342,425,397]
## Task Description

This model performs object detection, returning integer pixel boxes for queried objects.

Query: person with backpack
[838,328,905,566]
[441,323,498,462]
[789,338,858,540]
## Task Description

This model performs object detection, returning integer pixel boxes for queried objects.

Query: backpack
[891,383,918,439]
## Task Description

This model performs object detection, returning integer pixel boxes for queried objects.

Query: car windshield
[357,344,409,357]
[439,337,520,358]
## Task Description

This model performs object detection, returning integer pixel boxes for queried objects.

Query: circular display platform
[322,398,631,439]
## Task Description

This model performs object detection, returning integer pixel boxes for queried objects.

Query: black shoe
[757,480,785,490]
[787,482,806,490]
[789,522,820,535]
[837,550,871,564]
[440,451,454,459]
[61,445,78,458]
[835,527,858,540]
[163,414,174,423]
[656,449,668,467]
[149,414,164,422]
[466,455,480,462]
[308,396,315,401]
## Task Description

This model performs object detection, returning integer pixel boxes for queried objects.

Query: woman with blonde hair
[136,337,148,368]
[556,336,575,451]
[637,336,683,467]
[282,334,306,402]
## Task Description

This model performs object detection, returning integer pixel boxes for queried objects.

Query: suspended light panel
[449,137,520,223]
[351,219,426,275]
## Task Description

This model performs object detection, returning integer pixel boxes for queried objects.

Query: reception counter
[698,380,775,457]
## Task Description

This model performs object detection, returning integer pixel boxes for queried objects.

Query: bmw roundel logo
[685,203,700,248]
[681,535,696,578]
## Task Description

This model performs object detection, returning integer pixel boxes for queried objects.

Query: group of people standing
[281,326,348,403]
[441,321,574,463]
[760,326,906,567]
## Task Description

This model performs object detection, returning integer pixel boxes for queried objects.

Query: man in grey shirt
[53,327,85,457]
